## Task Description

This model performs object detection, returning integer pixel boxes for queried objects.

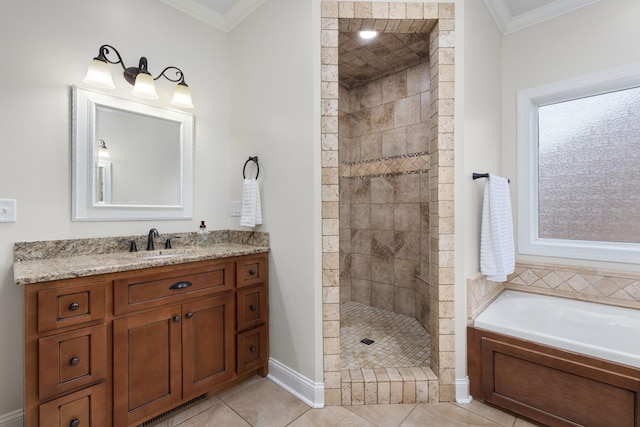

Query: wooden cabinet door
[113,306,182,427]
[182,294,235,397]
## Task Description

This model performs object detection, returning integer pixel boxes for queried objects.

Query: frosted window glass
[538,86,640,243]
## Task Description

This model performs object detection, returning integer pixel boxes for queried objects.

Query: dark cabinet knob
[250,346,256,352]
[249,269,256,275]
[250,305,257,311]
[69,302,80,311]
[69,357,80,366]
[173,316,181,322]
[70,419,80,427]
[186,312,194,319]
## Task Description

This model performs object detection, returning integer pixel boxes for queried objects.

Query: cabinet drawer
[38,324,107,400]
[114,260,234,314]
[237,286,268,331]
[39,382,108,427]
[237,325,268,374]
[236,255,268,288]
[37,281,106,332]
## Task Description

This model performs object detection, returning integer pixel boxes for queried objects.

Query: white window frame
[517,63,640,264]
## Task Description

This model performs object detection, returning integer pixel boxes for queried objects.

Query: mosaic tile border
[340,153,430,178]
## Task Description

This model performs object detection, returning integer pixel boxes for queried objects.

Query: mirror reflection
[72,87,194,221]
[95,107,180,205]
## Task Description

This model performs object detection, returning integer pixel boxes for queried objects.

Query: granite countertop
[14,230,269,285]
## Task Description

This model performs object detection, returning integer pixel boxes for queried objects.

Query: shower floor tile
[340,301,431,369]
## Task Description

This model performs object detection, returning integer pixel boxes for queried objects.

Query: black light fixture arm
[155,66,187,85]
[94,44,127,70]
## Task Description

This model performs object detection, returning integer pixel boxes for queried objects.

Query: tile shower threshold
[341,366,439,405]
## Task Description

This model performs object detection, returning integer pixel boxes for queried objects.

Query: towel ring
[243,156,259,179]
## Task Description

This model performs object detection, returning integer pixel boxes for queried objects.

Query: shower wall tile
[394,203,421,231]
[351,254,372,280]
[351,204,371,230]
[395,287,416,317]
[382,127,407,157]
[372,282,395,311]
[352,278,372,305]
[371,176,394,203]
[351,228,371,255]
[394,95,421,128]
[360,132,382,159]
[395,173,421,202]
[382,72,407,104]
[371,256,394,284]
[371,204,394,230]
[371,104,395,134]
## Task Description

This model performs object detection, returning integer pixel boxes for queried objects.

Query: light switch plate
[230,201,241,217]
[0,199,17,222]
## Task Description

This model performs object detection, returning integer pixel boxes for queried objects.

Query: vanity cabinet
[23,252,269,427]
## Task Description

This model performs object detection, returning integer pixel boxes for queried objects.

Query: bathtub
[473,290,640,369]
[468,291,640,427]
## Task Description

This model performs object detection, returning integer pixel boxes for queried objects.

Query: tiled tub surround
[321,1,456,405]
[468,262,640,323]
[14,230,269,284]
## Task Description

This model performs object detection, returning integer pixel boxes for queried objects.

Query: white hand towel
[240,178,262,227]
[480,174,514,282]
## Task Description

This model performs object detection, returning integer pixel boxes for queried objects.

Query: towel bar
[473,172,510,183]
[243,156,259,179]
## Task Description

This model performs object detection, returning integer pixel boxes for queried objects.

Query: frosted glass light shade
[131,73,159,99]
[170,83,194,109]
[98,145,110,160]
[83,59,115,89]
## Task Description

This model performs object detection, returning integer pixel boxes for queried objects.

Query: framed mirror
[72,86,194,220]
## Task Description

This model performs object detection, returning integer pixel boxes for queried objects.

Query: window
[517,64,640,263]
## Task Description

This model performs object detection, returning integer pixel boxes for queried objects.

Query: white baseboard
[455,377,473,403]
[267,357,324,408]
[0,408,23,427]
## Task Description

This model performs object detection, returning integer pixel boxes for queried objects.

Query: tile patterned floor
[155,376,541,426]
[341,302,430,369]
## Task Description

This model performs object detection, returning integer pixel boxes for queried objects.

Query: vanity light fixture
[358,30,378,40]
[83,44,194,108]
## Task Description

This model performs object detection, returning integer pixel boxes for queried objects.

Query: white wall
[0,0,229,416]
[228,0,323,383]
[502,0,640,271]
[455,0,503,394]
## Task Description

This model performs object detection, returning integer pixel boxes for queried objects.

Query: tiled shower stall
[321,1,456,405]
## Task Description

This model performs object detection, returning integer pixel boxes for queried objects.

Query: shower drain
[360,338,375,345]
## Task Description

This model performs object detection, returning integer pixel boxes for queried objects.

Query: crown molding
[484,0,600,35]
[160,0,266,32]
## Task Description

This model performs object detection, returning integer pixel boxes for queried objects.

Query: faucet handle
[119,239,138,252]
[164,236,181,249]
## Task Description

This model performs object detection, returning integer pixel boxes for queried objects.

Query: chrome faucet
[147,228,159,250]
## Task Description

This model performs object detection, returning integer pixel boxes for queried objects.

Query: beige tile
[290,406,375,427]
[215,375,266,401]
[175,401,250,427]
[514,418,542,426]
[346,403,417,427]
[223,379,310,427]
[401,403,499,426]
[454,400,516,427]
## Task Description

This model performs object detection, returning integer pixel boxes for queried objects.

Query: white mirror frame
[72,86,194,221]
